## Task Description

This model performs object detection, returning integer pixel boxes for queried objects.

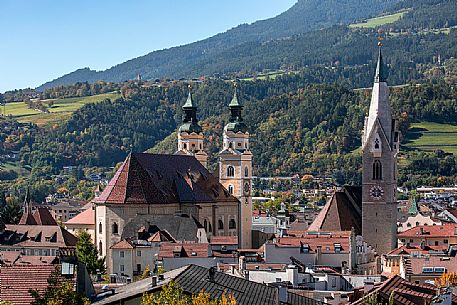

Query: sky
[0,0,297,93]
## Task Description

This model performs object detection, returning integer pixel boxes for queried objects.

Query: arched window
[112,222,118,234]
[183,143,187,149]
[218,219,224,230]
[99,241,103,254]
[227,166,235,177]
[99,222,102,234]
[229,219,236,229]
[244,167,249,177]
[204,219,208,232]
[228,185,234,195]
[229,142,233,148]
[208,222,212,232]
[372,160,382,180]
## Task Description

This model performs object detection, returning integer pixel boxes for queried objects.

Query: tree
[0,195,22,225]
[141,265,151,280]
[435,272,457,288]
[141,281,236,305]
[76,231,105,274]
[29,268,89,305]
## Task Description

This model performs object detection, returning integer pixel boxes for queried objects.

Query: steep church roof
[94,153,238,205]
[308,186,362,235]
[19,207,57,226]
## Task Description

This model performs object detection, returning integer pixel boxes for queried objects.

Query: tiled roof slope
[0,265,58,305]
[309,186,362,235]
[19,207,57,226]
[398,224,457,238]
[64,207,95,225]
[352,275,457,305]
[274,231,351,254]
[0,224,77,248]
[94,153,238,205]
[175,265,325,305]
[121,214,203,242]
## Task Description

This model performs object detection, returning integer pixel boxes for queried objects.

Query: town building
[397,224,457,248]
[64,204,96,242]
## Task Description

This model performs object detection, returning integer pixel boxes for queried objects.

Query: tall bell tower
[175,85,208,167]
[361,41,399,255]
[219,85,252,249]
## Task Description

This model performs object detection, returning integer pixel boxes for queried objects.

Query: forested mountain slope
[37,0,399,90]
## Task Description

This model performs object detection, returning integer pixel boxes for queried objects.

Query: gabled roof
[308,186,362,235]
[19,207,57,226]
[94,153,238,205]
[111,239,134,250]
[158,243,209,258]
[0,265,60,305]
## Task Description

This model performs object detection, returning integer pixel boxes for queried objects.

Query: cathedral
[310,43,399,255]
[94,85,253,272]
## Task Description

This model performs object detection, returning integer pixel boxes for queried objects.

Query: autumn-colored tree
[141,265,151,280]
[435,272,457,288]
[141,281,236,305]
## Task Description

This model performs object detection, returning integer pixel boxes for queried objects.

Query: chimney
[208,267,216,282]
[276,285,287,305]
[151,276,157,287]
[364,280,374,294]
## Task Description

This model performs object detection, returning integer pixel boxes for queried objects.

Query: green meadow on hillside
[3,92,120,126]
[349,11,407,29]
[404,122,457,155]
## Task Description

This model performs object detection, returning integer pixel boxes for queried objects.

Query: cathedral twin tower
[175,85,253,249]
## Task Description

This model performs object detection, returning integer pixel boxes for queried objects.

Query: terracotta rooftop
[398,224,457,238]
[308,186,362,235]
[387,245,448,256]
[210,236,238,245]
[409,256,457,275]
[111,239,134,250]
[158,242,209,259]
[351,274,457,305]
[19,207,57,226]
[273,231,351,254]
[64,207,95,225]
[0,265,59,305]
[0,224,77,248]
[0,251,59,266]
[94,153,238,205]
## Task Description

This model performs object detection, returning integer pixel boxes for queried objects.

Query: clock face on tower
[369,185,384,200]
[243,182,250,196]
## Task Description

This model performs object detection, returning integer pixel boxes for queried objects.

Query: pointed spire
[24,187,32,214]
[183,85,196,110]
[225,82,248,133]
[374,42,387,83]
[179,84,202,133]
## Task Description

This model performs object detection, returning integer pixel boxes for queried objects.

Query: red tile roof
[94,153,238,205]
[388,245,448,255]
[111,240,134,250]
[1,224,77,248]
[158,242,209,258]
[64,207,95,225]
[273,231,351,254]
[409,256,457,275]
[210,236,238,245]
[18,207,57,226]
[398,224,457,238]
[352,275,440,305]
[0,265,58,305]
[0,251,58,266]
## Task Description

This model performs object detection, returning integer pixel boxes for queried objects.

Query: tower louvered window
[373,160,382,180]
[227,166,235,177]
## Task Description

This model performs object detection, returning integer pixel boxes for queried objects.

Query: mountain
[37,0,399,90]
